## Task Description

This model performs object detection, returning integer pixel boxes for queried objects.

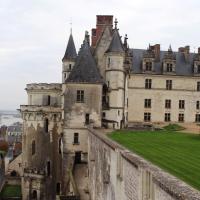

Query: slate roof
[131,49,196,76]
[62,34,77,61]
[106,29,124,53]
[66,39,103,84]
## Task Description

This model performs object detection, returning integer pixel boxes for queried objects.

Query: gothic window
[166,80,172,90]
[165,99,171,109]
[85,113,90,125]
[165,113,171,122]
[144,112,151,122]
[44,118,49,133]
[195,114,200,122]
[145,62,152,71]
[166,63,173,72]
[77,90,84,102]
[144,99,151,108]
[47,161,51,176]
[32,140,36,155]
[197,101,200,109]
[178,113,184,122]
[179,100,185,109]
[197,82,200,91]
[74,133,79,144]
[145,79,152,89]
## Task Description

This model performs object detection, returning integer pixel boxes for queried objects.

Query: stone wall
[88,128,200,200]
[128,74,200,123]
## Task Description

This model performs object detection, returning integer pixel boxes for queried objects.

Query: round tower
[104,20,126,129]
[62,32,77,83]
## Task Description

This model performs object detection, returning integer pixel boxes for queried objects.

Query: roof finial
[168,44,172,52]
[70,18,72,34]
[114,18,118,29]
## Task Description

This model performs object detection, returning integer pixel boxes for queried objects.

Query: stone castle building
[20,15,200,199]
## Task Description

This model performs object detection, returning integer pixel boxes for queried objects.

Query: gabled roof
[62,34,77,61]
[66,36,102,84]
[106,28,124,53]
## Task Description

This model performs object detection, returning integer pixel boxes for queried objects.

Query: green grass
[0,185,21,198]
[108,129,200,191]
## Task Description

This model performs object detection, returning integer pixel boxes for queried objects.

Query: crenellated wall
[88,128,200,200]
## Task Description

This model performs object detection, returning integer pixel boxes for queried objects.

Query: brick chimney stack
[179,46,190,62]
[91,15,113,47]
[150,44,160,61]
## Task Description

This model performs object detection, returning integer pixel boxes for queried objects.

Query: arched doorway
[32,190,37,200]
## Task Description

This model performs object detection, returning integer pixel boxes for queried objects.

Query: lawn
[108,125,200,191]
[0,184,22,198]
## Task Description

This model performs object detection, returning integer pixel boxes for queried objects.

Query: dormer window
[145,62,152,71]
[166,63,173,72]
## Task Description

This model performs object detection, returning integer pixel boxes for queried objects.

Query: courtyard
[108,124,200,191]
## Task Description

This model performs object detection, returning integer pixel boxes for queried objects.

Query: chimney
[179,46,190,62]
[91,15,113,47]
[198,47,200,54]
[150,44,160,61]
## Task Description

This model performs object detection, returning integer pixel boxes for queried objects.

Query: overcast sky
[1,0,200,110]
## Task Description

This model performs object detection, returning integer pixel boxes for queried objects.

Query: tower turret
[62,33,77,83]
[103,19,128,129]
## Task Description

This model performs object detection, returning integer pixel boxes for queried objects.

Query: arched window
[32,190,37,200]
[32,140,36,155]
[44,118,49,133]
[56,182,61,195]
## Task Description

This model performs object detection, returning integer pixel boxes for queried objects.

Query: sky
[1,0,200,110]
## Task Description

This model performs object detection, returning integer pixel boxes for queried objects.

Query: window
[108,58,111,68]
[144,113,151,122]
[74,133,79,144]
[56,183,61,195]
[165,113,171,122]
[165,99,171,109]
[44,118,49,133]
[145,62,152,71]
[47,161,51,176]
[107,81,110,88]
[144,99,151,108]
[196,114,200,122]
[178,113,184,122]
[118,110,120,116]
[166,80,172,90]
[30,95,32,105]
[102,112,106,118]
[197,82,200,91]
[198,65,200,73]
[32,140,36,155]
[69,64,72,70]
[127,98,128,107]
[179,100,185,109]
[145,79,152,89]
[32,190,37,200]
[85,113,90,125]
[77,90,84,102]
[47,95,51,106]
[197,101,200,109]
[166,63,173,72]
[58,138,62,154]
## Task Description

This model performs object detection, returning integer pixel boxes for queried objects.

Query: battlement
[26,83,62,91]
